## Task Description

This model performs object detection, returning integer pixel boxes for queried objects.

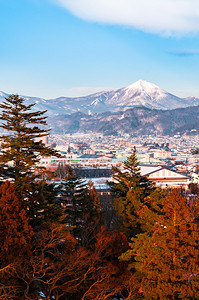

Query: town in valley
[40,131,199,192]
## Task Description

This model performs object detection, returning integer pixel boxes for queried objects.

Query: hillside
[48,105,199,136]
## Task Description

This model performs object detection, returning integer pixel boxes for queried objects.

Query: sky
[0,0,199,98]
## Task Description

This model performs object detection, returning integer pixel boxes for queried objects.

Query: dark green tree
[61,166,89,242]
[27,180,66,228]
[108,152,154,236]
[0,95,63,227]
[83,180,101,246]
[0,95,58,191]
[87,180,101,222]
[61,166,101,245]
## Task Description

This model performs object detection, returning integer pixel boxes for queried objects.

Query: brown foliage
[80,226,130,300]
[121,189,199,299]
[0,180,33,265]
[0,179,131,299]
[3,225,130,299]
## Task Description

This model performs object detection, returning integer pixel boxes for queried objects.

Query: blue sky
[0,0,199,98]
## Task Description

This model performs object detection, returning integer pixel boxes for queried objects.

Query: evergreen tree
[61,166,89,241]
[0,95,63,226]
[27,180,66,228]
[120,189,199,299]
[109,152,154,236]
[87,180,101,222]
[61,166,100,245]
[82,180,101,246]
[0,94,59,193]
[0,180,33,266]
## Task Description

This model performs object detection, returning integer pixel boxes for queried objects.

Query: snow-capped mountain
[105,80,192,110]
[0,80,199,116]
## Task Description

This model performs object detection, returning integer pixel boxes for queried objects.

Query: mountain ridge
[0,80,199,116]
[47,105,199,136]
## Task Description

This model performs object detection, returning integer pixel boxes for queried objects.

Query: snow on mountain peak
[0,80,199,116]
[126,80,164,95]
[104,79,192,110]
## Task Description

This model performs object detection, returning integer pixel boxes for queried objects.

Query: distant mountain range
[1,80,199,116]
[0,81,198,136]
[48,106,199,136]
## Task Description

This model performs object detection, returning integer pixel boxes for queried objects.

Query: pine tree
[27,180,66,228]
[0,180,33,266]
[61,166,89,241]
[0,94,59,193]
[120,189,199,299]
[109,152,154,236]
[0,95,63,226]
[61,166,100,245]
[82,180,101,246]
[87,180,101,223]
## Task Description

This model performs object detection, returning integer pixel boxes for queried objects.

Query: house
[78,154,112,167]
[140,165,190,189]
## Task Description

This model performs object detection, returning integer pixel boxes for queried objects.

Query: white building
[140,165,190,189]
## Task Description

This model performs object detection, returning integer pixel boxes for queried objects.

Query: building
[140,165,190,189]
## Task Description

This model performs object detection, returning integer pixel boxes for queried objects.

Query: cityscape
[45,132,199,188]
